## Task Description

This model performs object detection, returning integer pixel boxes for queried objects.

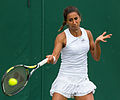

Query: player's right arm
[46,32,66,64]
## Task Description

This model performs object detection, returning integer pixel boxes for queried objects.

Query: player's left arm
[86,30,112,61]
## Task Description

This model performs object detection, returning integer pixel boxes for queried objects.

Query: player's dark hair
[58,6,81,32]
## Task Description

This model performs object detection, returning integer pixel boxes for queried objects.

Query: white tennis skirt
[50,75,96,98]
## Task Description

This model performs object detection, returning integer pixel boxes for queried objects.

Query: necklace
[71,30,82,37]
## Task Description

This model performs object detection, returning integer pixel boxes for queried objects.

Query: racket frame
[1,58,48,96]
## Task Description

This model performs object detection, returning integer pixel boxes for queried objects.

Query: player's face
[66,12,81,30]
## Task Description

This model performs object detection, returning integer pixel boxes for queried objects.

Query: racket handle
[38,58,48,66]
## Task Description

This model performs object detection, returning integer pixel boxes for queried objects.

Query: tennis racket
[1,58,48,96]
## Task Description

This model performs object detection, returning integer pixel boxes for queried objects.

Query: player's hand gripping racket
[1,58,48,96]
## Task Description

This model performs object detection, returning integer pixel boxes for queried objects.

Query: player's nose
[73,20,77,25]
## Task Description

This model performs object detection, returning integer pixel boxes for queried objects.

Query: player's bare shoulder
[85,29,93,41]
[85,29,92,37]
[56,31,66,45]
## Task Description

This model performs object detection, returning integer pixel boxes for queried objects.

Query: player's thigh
[74,92,94,100]
[52,92,68,100]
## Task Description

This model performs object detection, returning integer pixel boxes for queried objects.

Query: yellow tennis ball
[8,78,18,86]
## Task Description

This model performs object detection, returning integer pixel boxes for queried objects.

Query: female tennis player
[46,6,112,100]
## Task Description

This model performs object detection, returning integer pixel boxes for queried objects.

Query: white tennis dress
[50,27,96,98]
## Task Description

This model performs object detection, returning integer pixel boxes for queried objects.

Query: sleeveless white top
[58,27,90,78]
[50,27,97,97]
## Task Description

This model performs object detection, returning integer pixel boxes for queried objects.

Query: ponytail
[58,21,66,32]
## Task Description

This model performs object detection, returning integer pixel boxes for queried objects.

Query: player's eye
[74,17,78,20]
[69,18,73,22]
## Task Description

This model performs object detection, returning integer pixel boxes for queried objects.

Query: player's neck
[69,28,82,37]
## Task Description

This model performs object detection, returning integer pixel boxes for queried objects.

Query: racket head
[1,65,30,96]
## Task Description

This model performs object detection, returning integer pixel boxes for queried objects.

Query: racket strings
[14,72,19,79]
[2,66,29,96]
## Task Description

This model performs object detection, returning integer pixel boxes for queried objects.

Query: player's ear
[66,21,68,26]
[79,17,81,22]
